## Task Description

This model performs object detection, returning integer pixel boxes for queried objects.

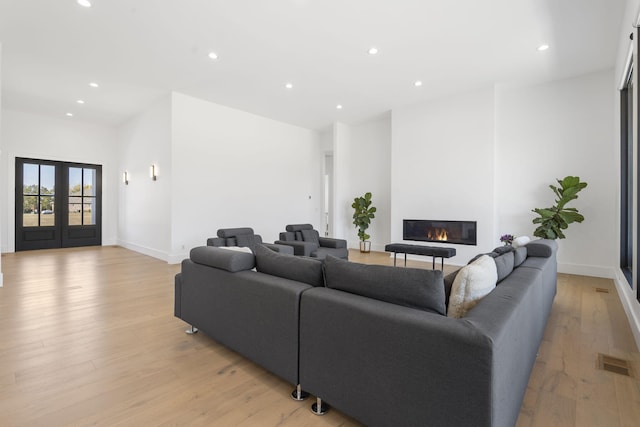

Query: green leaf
[531,176,587,239]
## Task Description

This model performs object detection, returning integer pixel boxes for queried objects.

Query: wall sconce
[123,171,129,185]
[150,164,157,181]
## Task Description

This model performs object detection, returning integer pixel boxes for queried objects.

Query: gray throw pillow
[301,229,320,244]
[235,233,261,251]
[323,255,446,315]
[513,246,527,267]
[255,244,324,287]
[494,251,515,283]
[492,245,515,255]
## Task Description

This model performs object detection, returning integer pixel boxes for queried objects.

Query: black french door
[15,158,102,251]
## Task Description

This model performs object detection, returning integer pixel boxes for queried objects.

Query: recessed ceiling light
[414,80,423,87]
[66,113,74,117]
[89,82,99,88]
[336,104,343,110]
[285,83,293,89]
[537,44,549,51]
[76,99,85,104]
[208,52,218,60]
[77,0,91,8]
[368,47,379,55]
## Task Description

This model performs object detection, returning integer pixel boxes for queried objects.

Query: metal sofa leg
[311,397,329,415]
[291,384,309,401]
[185,325,199,334]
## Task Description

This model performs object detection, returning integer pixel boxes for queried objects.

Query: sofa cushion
[286,224,314,232]
[492,245,515,255]
[235,233,262,251]
[494,251,515,283]
[301,229,320,244]
[323,255,446,315]
[255,244,324,287]
[190,246,255,272]
[513,246,527,267]
[526,239,556,258]
[279,231,296,241]
[217,227,255,238]
[447,255,497,318]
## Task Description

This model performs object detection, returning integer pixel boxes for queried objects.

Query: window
[21,162,56,227]
[620,66,633,288]
[68,167,97,226]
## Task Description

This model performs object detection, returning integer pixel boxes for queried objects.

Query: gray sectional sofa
[207,227,294,254]
[174,239,558,427]
[275,223,349,259]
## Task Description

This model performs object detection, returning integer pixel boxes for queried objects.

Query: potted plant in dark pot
[352,192,376,253]
[532,176,587,239]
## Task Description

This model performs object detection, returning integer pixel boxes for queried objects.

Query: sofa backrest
[211,227,263,251]
[281,224,318,242]
[190,246,255,272]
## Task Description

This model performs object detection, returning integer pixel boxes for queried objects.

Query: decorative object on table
[500,234,515,246]
[532,176,587,239]
[352,192,376,253]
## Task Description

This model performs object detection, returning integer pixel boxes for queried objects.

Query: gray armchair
[275,224,348,259]
[207,227,294,255]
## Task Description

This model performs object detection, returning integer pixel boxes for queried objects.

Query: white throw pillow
[447,255,498,318]
[218,246,256,270]
[218,246,253,254]
[512,235,531,248]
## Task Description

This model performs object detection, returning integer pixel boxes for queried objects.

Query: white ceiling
[0,0,628,131]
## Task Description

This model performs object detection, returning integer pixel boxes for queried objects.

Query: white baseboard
[612,269,640,351]
[557,262,616,279]
[102,237,118,246]
[167,252,188,265]
[117,240,169,263]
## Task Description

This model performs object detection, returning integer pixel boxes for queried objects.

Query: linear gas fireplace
[403,219,477,246]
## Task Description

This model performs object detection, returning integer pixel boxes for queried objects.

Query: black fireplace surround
[403,219,477,246]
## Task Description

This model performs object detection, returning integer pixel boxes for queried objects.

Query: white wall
[333,122,352,241]
[1,109,119,253]
[0,42,3,287]
[169,92,322,263]
[117,95,172,260]
[495,70,616,278]
[391,88,497,264]
[347,114,392,251]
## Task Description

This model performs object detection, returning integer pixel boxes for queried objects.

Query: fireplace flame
[427,228,448,241]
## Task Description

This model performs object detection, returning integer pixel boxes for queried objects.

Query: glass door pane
[68,196,83,225]
[21,163,56,227]
[83,169,95,196]
[68,167,97,226]
[69,167,82,196]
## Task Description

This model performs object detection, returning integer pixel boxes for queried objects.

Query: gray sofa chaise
[275,223,348,259]
[300,240,557,426]
[207,227,293,254]
[174,244,321,393]
[174,239,558,427]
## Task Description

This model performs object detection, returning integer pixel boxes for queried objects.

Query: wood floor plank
[1,247,639,426]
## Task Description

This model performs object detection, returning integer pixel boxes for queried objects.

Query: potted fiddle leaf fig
[352,192,376,253]
[532,176,587,239]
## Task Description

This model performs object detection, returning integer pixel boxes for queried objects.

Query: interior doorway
[322,154,334,237]
[15,157,102,251]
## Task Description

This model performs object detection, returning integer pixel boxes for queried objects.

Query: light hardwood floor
[0,246,639,426]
